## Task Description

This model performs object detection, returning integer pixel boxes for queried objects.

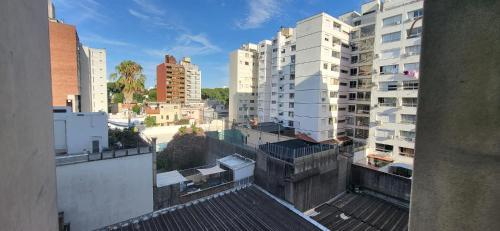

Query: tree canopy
[201,88,229,105]
[110,60,146,103]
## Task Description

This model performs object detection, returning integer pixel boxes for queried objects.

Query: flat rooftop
[259,139,337,162]
[218,153,255,170]
[271,139,318,149]
[308,192,409,231]
[102,185,324,231]
[156,171,187,187]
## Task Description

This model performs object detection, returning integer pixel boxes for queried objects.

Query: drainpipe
[152,137,157,188]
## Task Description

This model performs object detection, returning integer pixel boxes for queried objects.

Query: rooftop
[101,185,324,231]
[217,153,255,170]
[308,192,409,231]
[259,139,337,163]
[157,171,187,187]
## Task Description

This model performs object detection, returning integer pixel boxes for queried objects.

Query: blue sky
[53,0,363,88]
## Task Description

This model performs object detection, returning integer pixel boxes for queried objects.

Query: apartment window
[356,117,370,126]
[324,36,330,42]
[408,9,423,20]
[331,64,339,72]
[339,107,346,111]
[401,114,417,124]
[291,45,296,51]
[382,31,401,43]
[403,80,419,90]
[349,81,357,88]
[348,93,356,100]
[244,62,249,65]
[351,56,358,64]
[291,55,296,63]
[272,48,277,52]
[405,45,421,56]
[330,91,338,98]
[346,128,354,137]
[402,97,418,107]
[340,69,348,74]
[356,104,370,113]
[289,83,295,89]
[358,79,372,89]
[378,97,397,107]
[359,65,372,76]
[339,95,347,99]
[350,30,359,40]
[400,147,415,157]
[348,105,355,112]
[323,63,328,69]
[330,78,339,85]
[404,62,420,72]
[288,121,294,127]
[333,22,342,31]
[376,143,393,153]
[281,58,285,62]
[330,104,337,111]
[332,51,340,58]
[407,27,423,38]
[380,65,399,74]
[341,56,349,62]
[271,100,276,104]
[354,20,361,26]
[351,43,358,51]
[340,82,347,86]
[360,24,375,37]
[341,43,350,49]
[350,68,358,76]
[383,14,402,27]
[382,81,398,91]
[380,48,401,59]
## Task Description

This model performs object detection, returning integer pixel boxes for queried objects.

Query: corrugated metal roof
[101,185,323,231]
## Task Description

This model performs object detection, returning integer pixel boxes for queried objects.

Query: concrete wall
[351,164,411,202]
[0,0,58,229]
[56,154,153,231]
[409,1,500,230]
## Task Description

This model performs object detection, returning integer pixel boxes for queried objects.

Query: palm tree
[110,60,146,127]
[110,60,145,104]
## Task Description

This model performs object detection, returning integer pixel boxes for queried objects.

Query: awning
[367,154,394,162]
[197,165,226,176]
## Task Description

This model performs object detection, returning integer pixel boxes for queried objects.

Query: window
[354,20,361,26]
[289,83,295,89]
[376,143,393,153]
[350,31,359,39]
[380,65,399,74]
[401,114,417,124]
[404,62,420,72]
[289,102,294,108]
[360,24,375,37]
[408,8,423,20]
[281,49,286,53]
[341,56,349,62]
[400,147,415,157]
[281,58,285,62]
[355,129,369,139]
[348,93,356,100]
[330,91,338,98]
[324,37,330,42]
[359,65,372,76]
[330,78,339,85]
[290,74,295,80]
[331,64,339,72]
[351,43,358,51]
[291,55,295,63]
[346,128,354,137]
[351,56,358,64]
[350,68,358,76]
[378,97,397,107]
[333,22,341,31]
[349,81,357,88]
[340,69,348,74]
[330,104,337,111]
[407,27,423,38]
[341,43,350,49]
[403,80,419,90]
[405,45,421,55]
[381,81,398,91]
[288,121,294,127]
[383,14,402,26]
[356,117,370,126]
[348,105,356,112]
[244,62,249,65]
[323,63,328,69]
[340,82,347,86]
[381,48,400,59]
[291,45,296,51]
[382,31,401,43]
[402,97,418,107]
[332,51,340,58]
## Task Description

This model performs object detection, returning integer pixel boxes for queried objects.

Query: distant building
[53,107,108,154]
[79,46,108,112]
[229,43,258,124]
[156,55,186,103]
[49,20,80,111]
[144,102,181,126]
[180,57,202,103]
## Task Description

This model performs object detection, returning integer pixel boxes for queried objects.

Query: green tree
[144,116,156,127]
[133,93,145,103]
[112,92,124,104]
[201,88,229,105]
[148,88,157,101]
[132,104,141,114]
[110,60,146,103]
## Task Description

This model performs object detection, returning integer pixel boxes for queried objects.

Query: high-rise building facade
[367,0,424,166]
[180,57,201,103]
[256,40,273,123]
[339,1,380,149]
[156,55,186,104]
[79,46,108,112]
[49,20,80,111]
[229,43,258,124]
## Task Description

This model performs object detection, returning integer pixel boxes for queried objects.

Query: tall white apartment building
[79,46,108,112]
[367,0,424,166]
[270,28,297,128]
[294,13,353,142]
[229,43,258,124]
[257,40,273,123]
[338,1,381,149]
[180,57,202,103]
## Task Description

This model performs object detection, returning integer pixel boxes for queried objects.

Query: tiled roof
[309,192,409,231]
[102,185,323,231]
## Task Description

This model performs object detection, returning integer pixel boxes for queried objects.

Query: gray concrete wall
[351,164,411,202]
[0,0,58,230]
[409,1,500,230]
[56,154,154,231]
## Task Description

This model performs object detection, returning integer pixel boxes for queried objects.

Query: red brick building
[49,21,80,110]
[156,55,185,103]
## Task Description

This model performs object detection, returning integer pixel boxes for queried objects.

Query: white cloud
[129,0,183,31]
[128,9,150,20]
[132,0,165,16]
[53,0,108,24]
[236,0,280,29]
[143,33,221,58]
[80,34,131,46]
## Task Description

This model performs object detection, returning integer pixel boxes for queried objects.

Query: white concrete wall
[0,0,58,229]
[233,164,255,182]
[56,154,154,231]
[54,111,109,154]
